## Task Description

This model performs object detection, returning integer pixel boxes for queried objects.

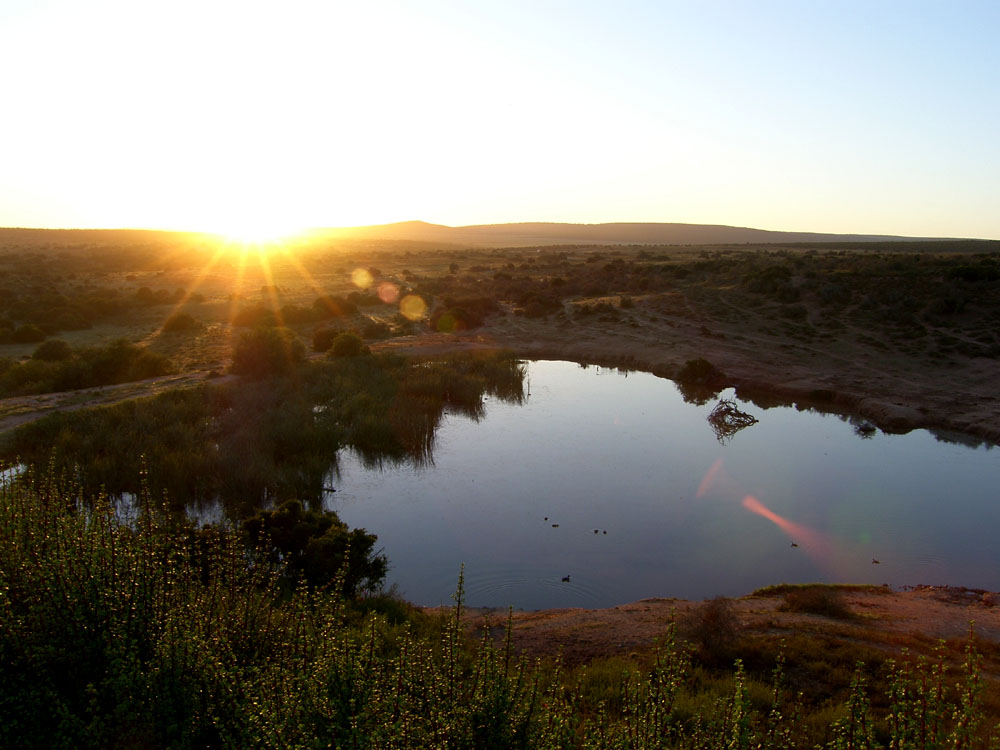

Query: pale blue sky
[1,0,997,238]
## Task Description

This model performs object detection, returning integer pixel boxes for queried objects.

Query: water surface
[329,360,999,609]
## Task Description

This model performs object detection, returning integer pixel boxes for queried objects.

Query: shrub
[32,339,72,361]
[162,311,202,333]
[328,332,367,358]
[231,327,305,377]
[312,326,342,352]
[682,596,739,666]
[313,295,358,318]
[242,499,387,596]
[11,324,45,343]
[360,317,392,340]
[231,305,278,327]
[780,586,854,619]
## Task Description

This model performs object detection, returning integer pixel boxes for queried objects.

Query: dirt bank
[431,585,1000,668]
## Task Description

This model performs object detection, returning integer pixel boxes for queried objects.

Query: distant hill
[312,220,967,247]
[0,222,987,252]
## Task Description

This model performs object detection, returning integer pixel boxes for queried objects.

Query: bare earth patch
[431,585,1000,667]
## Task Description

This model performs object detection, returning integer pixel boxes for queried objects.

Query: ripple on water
[463,566,611,609]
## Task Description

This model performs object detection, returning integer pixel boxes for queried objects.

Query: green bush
[328,331,367,358]
[231,327,305,378]
[0,339,172,397]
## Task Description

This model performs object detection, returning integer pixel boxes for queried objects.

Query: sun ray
[149,244,229,340]
[255,247,285,328]
[741,495,842,571]
[226,241,252,328]
[270,245,337,311]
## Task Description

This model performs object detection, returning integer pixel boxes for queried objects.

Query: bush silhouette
[231,327,305,377]
[328,332,367,358]
[162,311,202,333]
[32,339,72,361]
[11,324,45,343]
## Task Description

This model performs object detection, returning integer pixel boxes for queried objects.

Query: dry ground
[437,585,1000,667]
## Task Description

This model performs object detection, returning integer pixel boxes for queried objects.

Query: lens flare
[741,495,834,563]
[377,281,400,304]
[399,294,427,321]
[351,268,373,289]
[696,457,725,498]
[436,312,457,333]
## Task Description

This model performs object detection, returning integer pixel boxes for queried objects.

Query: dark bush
[11,324,45,343]
[674,358,725,405]
[231,305,278,327]
[243,500,387,596]
[312,326,342,352]
[676,357,722,385]
[32,339,72,361]
[360,317,392,340]
[162,311,202,333]
[780,587,854,620]
[328,332,367,358]
[682,596,739,666]
[231,327,305,378]
[279,304,315,325]
[313,295,358,318]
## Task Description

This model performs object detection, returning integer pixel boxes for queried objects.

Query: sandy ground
[432,586,1000,667]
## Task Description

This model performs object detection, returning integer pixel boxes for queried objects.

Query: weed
[780,586,855,620]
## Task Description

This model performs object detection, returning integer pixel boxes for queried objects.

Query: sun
[213,220,306,246]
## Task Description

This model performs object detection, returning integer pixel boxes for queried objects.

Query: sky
[1,0,998,239]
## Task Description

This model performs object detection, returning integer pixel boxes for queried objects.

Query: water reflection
[707,399,759,444]
[330,360,1000,609]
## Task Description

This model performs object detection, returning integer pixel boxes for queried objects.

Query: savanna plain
[2,227,1000,747]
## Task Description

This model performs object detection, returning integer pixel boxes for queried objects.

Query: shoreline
[375,313,1000,446]
[428,584,1000,667]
